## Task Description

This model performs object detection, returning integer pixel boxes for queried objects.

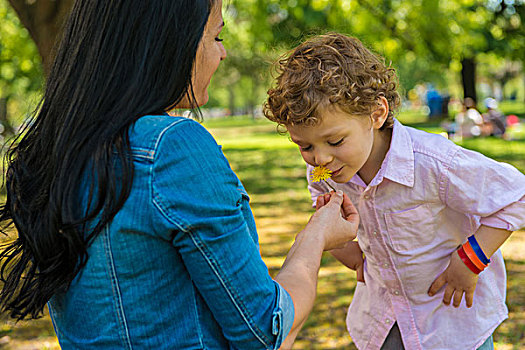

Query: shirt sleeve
[151,119,294,349]
[440,146,525,231]
[479,195,525,231]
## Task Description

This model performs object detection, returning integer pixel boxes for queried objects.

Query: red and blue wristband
[467,235,491,265]
[457,246,482,274]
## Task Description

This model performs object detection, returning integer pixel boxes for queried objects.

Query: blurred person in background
[482,97,506,138]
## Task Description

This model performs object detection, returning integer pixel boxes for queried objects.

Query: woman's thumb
[327,190,344,206]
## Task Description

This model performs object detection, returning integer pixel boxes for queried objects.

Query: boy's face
[287,105,377,184]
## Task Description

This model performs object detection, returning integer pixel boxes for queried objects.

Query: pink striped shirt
[307,120,525,350]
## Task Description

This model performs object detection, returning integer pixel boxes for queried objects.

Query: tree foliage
[1,0,524,119]
[0,1,43,136]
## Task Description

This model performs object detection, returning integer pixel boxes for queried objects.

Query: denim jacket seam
[151,118,192,158]
[128,116,189,161]
[152,201,273,346]
[189,286,206,349]
[151,192,191,232]
[47,303,64,340]
[152,192,272,347]
[129,147,155,160]
[103,226,133,350]
[147,117,273,347]
[185,228,273,347]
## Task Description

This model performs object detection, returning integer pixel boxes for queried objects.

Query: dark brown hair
[264,33,401,129]
[0,0,216,321]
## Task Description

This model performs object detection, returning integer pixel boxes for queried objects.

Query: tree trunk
[7,0,73,76]
[461,57,477,103]
[0,97,15,137]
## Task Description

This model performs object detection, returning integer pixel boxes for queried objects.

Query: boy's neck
[358,128,392,186]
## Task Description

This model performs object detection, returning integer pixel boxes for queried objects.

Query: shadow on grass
[496,258,525,347]
[223,147,308,195]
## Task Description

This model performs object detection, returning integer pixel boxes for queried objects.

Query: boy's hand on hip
[427,251,479,308]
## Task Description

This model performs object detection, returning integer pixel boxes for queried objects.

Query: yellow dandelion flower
[310,165,332,182]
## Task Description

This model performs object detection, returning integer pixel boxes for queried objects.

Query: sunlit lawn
[1,106,524,349]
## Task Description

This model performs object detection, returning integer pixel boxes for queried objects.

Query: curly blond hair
[264,33,401,129]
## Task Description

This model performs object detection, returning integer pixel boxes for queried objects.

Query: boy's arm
[428,225,512,308]
[316,193,365,283]
[330,242,365,283]
[430,146,525,308]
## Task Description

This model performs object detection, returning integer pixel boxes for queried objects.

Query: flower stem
[323,179,336,192]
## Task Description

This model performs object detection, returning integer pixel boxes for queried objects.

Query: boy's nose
[314,151,333,167]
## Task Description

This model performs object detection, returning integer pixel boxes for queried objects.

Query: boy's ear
[371,96,389,129]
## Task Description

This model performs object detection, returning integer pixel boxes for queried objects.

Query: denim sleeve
[151,119,294,349]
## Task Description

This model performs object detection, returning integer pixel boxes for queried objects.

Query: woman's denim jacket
[48,115,294,349]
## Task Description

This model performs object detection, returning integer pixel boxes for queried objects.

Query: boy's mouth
[331,166,344,176]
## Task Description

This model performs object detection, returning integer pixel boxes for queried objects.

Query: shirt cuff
[271,282,295,349]
[479,195,525,232]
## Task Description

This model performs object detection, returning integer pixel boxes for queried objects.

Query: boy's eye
[328,138,344,146]
[215,37,224,42]
[299,145,312,152]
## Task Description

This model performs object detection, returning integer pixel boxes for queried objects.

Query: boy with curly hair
[264,33,525,350]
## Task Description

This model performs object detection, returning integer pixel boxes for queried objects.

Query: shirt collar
[380,119,415,187]
[349,119,415,188]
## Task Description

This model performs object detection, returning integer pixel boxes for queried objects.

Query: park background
[0,0,524,349]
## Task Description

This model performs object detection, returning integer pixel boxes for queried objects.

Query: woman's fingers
[315,192,336,210]
[315,194,326,210]
[341,193,359,221]
[356,264,365,283]
[324,193,332,205]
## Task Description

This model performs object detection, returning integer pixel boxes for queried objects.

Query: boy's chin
[332,175,353,184]
[331,173,355,184]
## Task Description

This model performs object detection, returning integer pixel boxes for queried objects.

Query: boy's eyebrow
[319,128,344,138]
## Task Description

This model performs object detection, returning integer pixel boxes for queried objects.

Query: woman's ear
[371,96,389,129]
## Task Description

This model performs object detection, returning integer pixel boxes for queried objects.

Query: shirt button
[383,262,390,268]
[363,194,370,200]
[385,319,391,324]
[373,231,378,236]
[393,290,400,296]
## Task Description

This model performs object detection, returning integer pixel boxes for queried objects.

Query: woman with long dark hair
[0,0,359,348]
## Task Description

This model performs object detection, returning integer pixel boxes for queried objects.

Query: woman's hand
[427,250,479,308]
[277,190,359,348]
[307,191,359,251]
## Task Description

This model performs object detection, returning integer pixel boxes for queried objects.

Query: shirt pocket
[384,203,437,254]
